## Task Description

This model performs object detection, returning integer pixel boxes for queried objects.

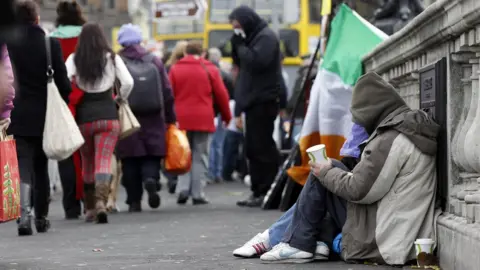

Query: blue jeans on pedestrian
[268,203,296,247]
[208,119,225,179]
[222,130,245,180]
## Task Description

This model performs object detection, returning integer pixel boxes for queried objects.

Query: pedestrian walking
[163,40,188,194]
[116,24,176,212]
[168,41,231,205]
[229,6,284,207]
[7,0,72,236]
[65,23,133,223]
[206,48,234,183]
[50,0,87,220]
[165,41,187,73]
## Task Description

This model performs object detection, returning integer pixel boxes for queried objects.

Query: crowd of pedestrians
[0,0,441,268]
[0,1,286,235]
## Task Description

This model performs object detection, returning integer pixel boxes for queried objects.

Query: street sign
[153,0,207,21]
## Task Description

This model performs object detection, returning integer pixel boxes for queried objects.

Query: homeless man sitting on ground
[233,72,440,265]
[233,122,368,260]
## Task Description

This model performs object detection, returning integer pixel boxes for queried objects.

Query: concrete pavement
[0,182,404,270]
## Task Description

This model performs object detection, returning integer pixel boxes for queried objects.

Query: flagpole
[286,0,332,142]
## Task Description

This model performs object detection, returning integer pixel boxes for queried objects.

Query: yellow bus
[153,19,204,52]
[203,0,321,66]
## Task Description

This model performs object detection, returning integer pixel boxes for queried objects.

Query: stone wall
[362,0,480,269]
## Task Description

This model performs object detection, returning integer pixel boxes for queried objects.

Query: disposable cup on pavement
[414,238,435,255]
[306,144,329,164]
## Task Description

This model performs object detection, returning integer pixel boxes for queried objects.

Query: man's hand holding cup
[307,144,332,177]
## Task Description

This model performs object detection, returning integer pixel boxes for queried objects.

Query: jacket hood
[351,72,439,155]
[340,123,369,158]
[50,25,82,39]
[229,6,267,39]
[119,44,149,59]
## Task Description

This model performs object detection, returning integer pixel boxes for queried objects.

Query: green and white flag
[288,4,388,185]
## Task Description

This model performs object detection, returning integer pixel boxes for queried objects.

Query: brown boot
[84,184,96,223]
[95,174,111,224]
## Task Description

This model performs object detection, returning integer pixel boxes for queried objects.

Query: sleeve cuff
[234,104,242,117]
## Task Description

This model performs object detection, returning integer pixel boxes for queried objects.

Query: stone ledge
[437,214,480,270]
[363,0,480,74]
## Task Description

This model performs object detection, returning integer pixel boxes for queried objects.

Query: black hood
[229,5,267,40]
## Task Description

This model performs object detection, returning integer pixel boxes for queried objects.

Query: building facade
[37,0,131,43]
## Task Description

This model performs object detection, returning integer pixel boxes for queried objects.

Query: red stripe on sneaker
[252,244,261,255]
[260,243,267,252]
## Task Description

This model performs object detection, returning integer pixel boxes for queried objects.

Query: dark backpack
[121,54,164,115]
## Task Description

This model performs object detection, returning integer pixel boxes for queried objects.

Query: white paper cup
[414,238,435,255]
[306,144,329,164]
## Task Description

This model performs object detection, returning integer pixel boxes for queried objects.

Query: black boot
[177,192,189,205]
[35,218,50,233]
[33,184,51,233]
[192,197,209,205]
[144,178,161,209]
[17,183,32,236]
[128,201,142,212]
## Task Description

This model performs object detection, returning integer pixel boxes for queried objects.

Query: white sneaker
[233,230,270,258]
[315,241,330,260]
[260,243,314,263]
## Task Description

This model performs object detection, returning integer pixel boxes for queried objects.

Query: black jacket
[7,24,71,137]
[214,62,234,99]
[229,6,284,117]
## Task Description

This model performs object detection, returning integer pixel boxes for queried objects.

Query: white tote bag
[42,37,84,160]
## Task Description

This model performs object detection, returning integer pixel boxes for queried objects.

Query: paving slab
[0,182,405,270]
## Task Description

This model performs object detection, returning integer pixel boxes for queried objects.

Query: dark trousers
[58,156,81,217]
[16,136,50,218]
[282,160,348,254]
[121,156,161,204]
[163,170,178,187]
[222,130,247,180]
[245,101,280,197]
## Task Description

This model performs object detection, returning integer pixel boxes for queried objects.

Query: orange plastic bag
[0,134,20,223]
[165,125,192,174]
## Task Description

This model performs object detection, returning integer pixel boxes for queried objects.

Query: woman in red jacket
[50,0,86,220]
[169,41,231,205]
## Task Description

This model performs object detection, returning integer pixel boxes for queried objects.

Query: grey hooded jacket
[316,72,440,265]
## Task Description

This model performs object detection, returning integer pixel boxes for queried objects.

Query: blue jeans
[222,130,246,180]
[208,120,225,179]
[269,203,296,247]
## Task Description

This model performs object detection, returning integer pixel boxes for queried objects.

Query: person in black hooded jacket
[229,6,283,207]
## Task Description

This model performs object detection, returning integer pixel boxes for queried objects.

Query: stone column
[451,54,473,171]
[450,52,476,216]
[458,55,480,220]
[464,51,480,223]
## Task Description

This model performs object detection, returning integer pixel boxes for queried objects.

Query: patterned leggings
[79,120,120,184]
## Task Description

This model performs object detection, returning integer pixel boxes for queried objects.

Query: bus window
[309,0,322,23]
[208,30,233,57]
[163,39,203,52]
[279,29,299,57]
[209,0,297,24]
[156,20,204,35]
[207,29,299,58]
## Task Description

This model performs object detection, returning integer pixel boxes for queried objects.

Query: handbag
[112,54,140,140]
[164,124,192,174]
[42,37,85,160]
[0,130,20,223]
